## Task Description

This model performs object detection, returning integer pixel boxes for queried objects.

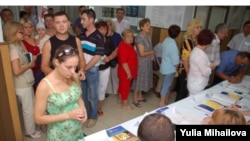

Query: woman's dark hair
[96,20,108,30]
[19,11,27,19]
[197,29,214,46]
[168,24,181,39]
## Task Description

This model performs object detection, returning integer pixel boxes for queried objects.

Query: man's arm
[41,40,53,75]
[76,37,86,80]
[85,55,101,71]
[215,71,244,83]
[235,70,247,82]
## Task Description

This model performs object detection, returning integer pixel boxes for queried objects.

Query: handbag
[153,59,160,71]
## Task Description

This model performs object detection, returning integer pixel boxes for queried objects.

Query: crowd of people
[1,6,250,140]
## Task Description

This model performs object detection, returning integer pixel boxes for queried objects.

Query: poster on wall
[126,6,139,17]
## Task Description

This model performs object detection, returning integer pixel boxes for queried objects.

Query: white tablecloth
[85,76,250,141]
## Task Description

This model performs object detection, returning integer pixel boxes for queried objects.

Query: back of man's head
[138,113,175,141]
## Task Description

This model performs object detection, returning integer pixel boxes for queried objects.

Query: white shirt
[154,43,162,65]
[228,33,250,52]
[204,34,220,66]
[188,47,211,95]
[35,34,50,53]
[113,18,130,35]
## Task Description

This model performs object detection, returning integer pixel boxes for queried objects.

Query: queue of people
[1,6,250,141]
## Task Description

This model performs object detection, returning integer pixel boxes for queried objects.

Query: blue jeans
[81,66,99,119]
[160,73,175,96]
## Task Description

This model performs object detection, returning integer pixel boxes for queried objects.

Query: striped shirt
[79,29,104,66]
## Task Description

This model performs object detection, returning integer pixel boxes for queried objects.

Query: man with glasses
[79,9,104,128]
[41,11,85,79]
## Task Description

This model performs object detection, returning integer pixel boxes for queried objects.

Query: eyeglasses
[57,47,78,59]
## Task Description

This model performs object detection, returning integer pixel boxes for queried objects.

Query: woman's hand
[67,108,86,122]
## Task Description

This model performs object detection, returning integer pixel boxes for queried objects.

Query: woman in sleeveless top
[20,18,40,76]
[175,19,203,101]
[4,21,41,138]
[34,45,87,141]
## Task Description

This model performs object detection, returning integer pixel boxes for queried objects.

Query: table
[85,76,250,141]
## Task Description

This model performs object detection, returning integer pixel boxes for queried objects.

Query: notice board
[145,6,195,31]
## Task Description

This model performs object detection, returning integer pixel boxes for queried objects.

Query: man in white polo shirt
[113,8,130,35]
[228,20,250,52]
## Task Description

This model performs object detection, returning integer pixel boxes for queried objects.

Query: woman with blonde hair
[175,18,203,101]
[202,108,246,125]
[20,18,40,76]
[3,21,41,138]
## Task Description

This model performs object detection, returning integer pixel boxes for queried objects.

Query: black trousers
[175,69,188,102]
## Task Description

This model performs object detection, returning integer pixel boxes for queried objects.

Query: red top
[117,41,138,79]
[22,40,40,75]
[22,40,40,55]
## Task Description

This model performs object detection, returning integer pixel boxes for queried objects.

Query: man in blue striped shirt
[79,9,104,128]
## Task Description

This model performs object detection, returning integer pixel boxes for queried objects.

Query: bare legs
[98,100,104,116]
[159,94,170,107]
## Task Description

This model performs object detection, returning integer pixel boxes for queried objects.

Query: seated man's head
[138,113,175,141]
[236,51,250,66]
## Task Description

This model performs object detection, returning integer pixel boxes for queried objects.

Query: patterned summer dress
[132,33,153,92]
[44,78,84,141]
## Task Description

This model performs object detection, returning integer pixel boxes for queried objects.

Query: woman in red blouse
[20,19,40,76]
[117,29,138,110]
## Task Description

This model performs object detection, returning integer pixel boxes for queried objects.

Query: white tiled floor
[24,90,177,141]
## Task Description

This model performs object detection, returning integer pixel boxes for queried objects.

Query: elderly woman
[132,18,155,107]
[175,19,203,101]
[3,21,41,138]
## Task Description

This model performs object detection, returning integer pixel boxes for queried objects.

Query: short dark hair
[53,11,69,20]
[116,8,125,13]
[168,24,181,39]
[96,20,108,29]
[19,11,27,19]
[197,29,214,46]
[44,13,54,19]
[237,51,250,60]
[79,6,86,10]
[137,113,175,141]
[48,8,53,11]
[243,20,250,28]
[1,8,13,18]
[81,9,96,21]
